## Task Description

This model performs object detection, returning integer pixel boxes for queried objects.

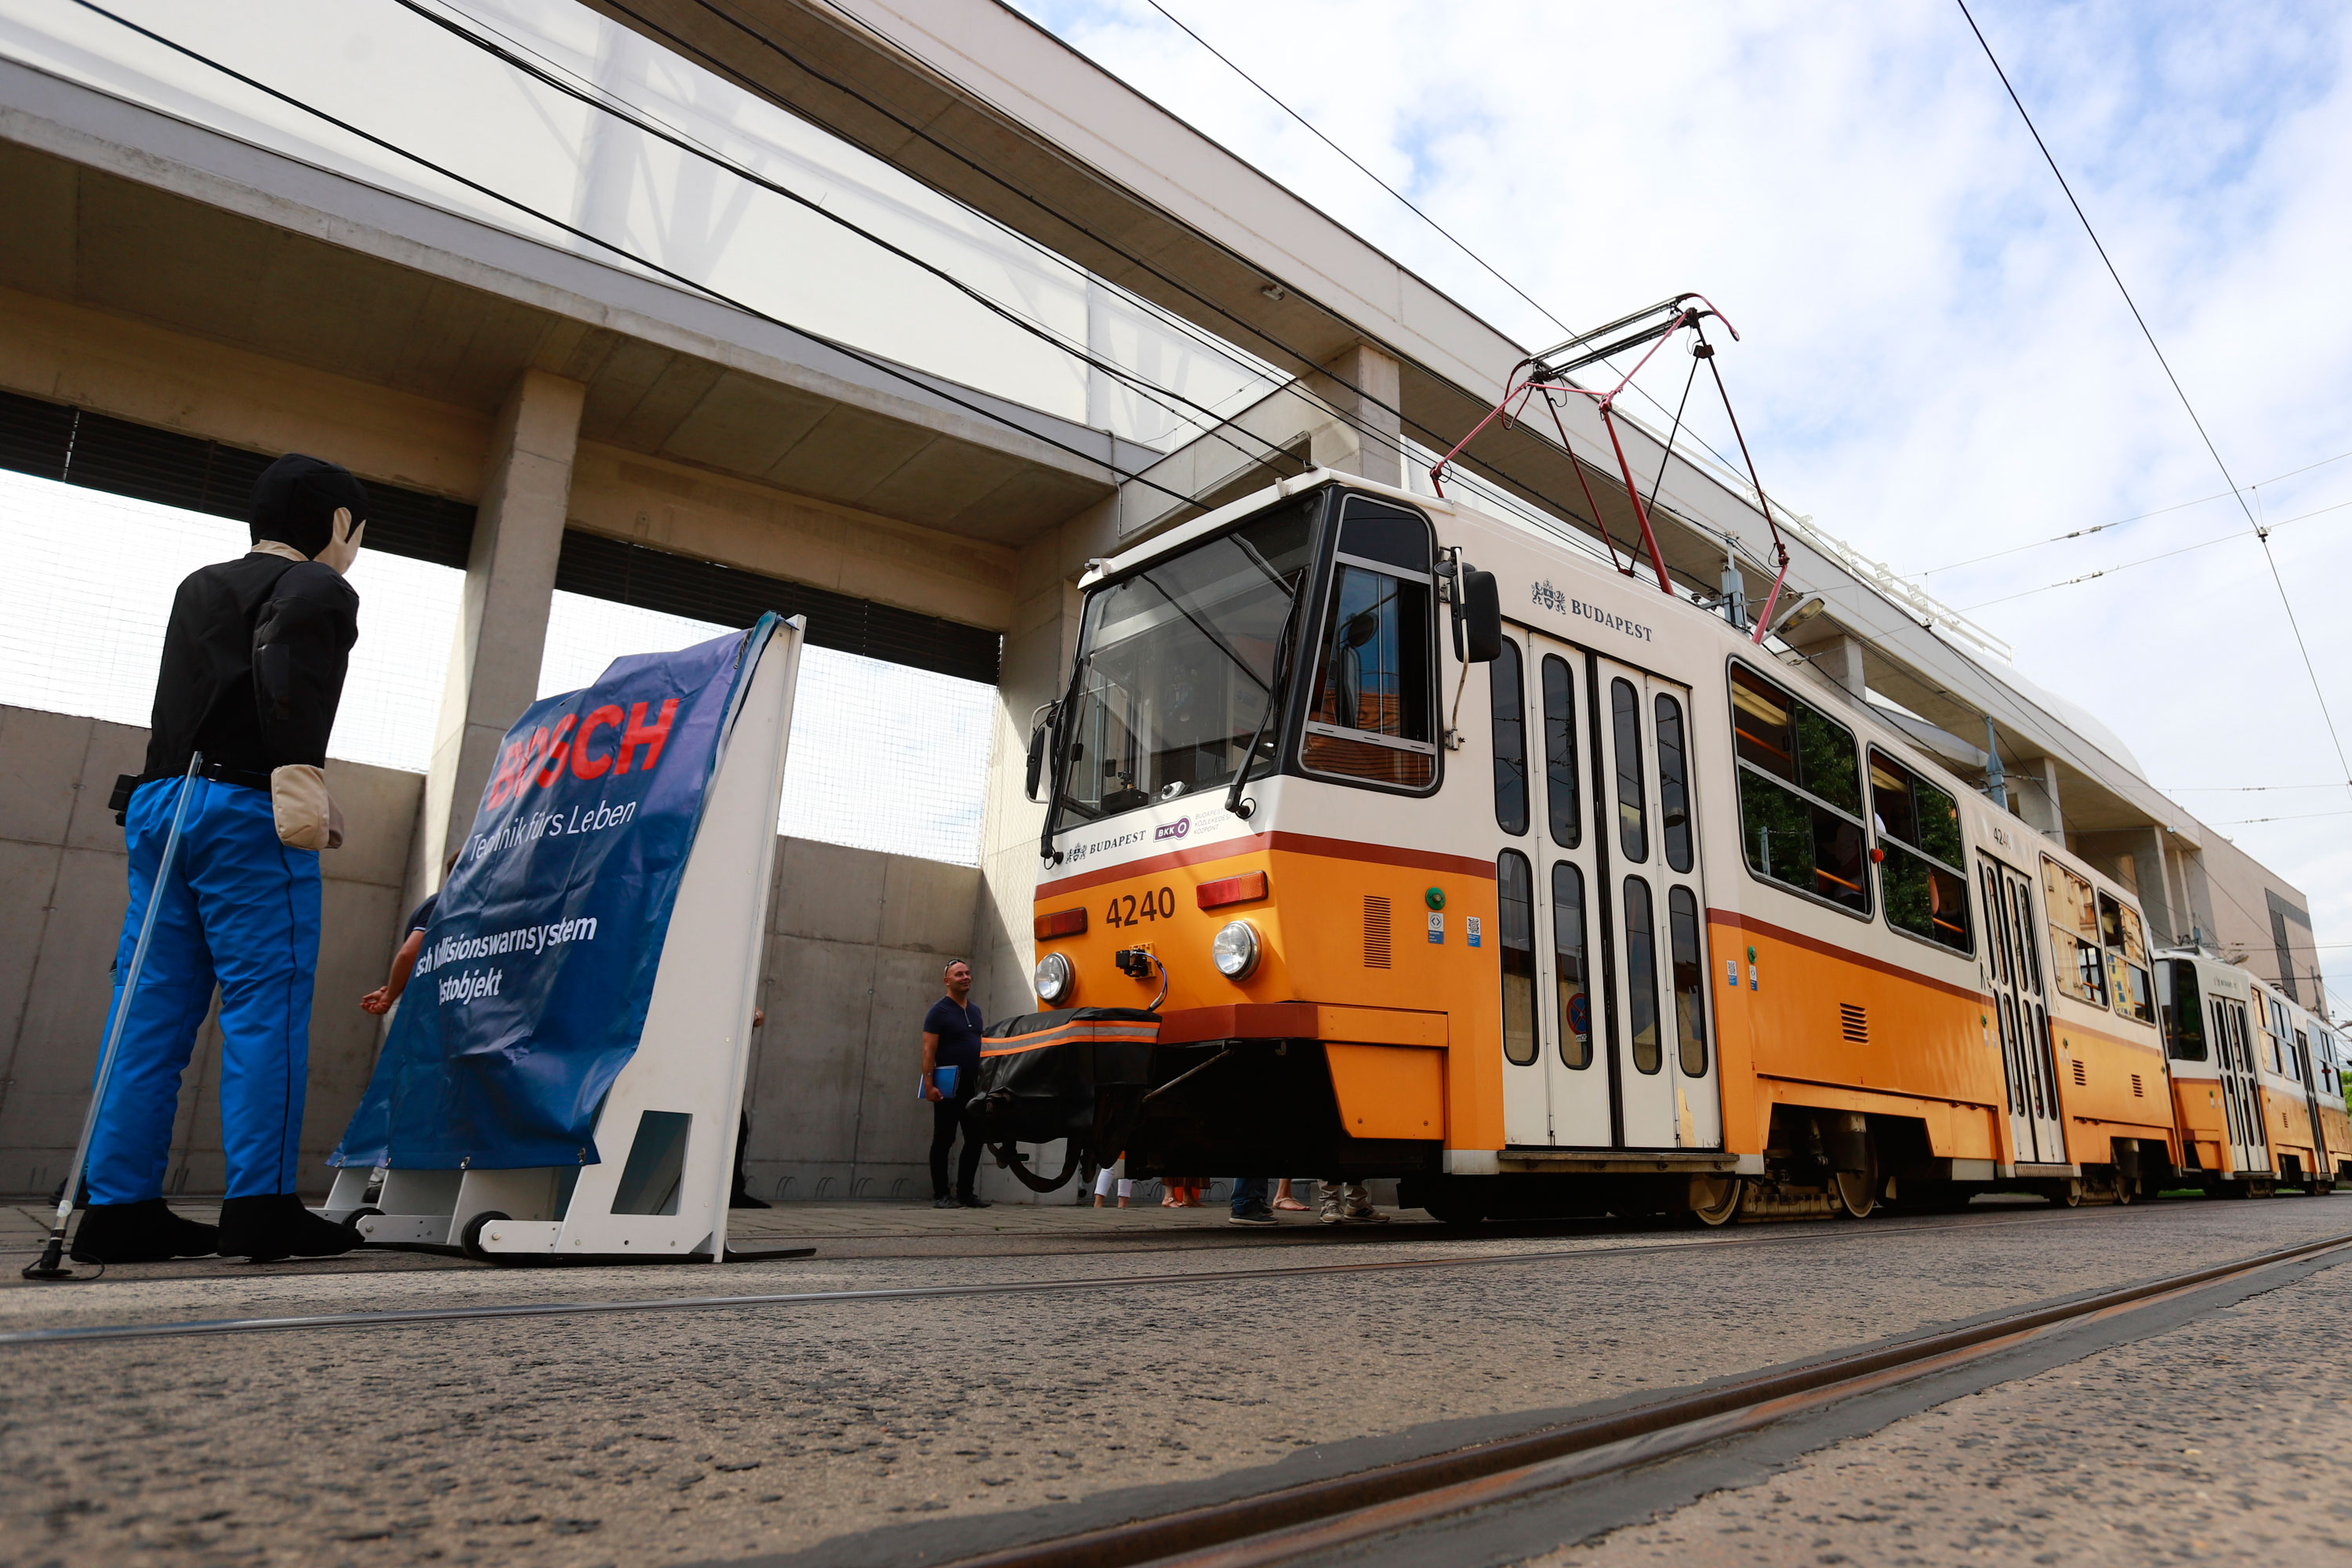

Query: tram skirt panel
[964,1009,1162,1190]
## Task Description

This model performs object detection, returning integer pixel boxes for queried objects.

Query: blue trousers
[86,777,321,1203]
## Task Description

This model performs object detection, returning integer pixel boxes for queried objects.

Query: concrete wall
[0,705,419,1198]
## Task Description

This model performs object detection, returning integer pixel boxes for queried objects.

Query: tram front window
[1055,506,1316,823]
[2158,960,2206,1061]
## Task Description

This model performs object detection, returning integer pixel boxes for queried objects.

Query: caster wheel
[459,1210,514,1263]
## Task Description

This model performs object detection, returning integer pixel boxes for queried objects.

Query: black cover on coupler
[963,1007,1160,1159]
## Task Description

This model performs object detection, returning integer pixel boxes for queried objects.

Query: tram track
[0,1203,2302,1348]
[918,1230,2352,1568]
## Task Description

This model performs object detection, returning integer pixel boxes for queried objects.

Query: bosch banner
[332,618,773,1170]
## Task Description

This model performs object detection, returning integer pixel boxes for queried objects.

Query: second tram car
[1017,469,2339,1222]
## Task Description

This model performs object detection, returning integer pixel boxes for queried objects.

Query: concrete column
[2016,757,2063,837]
[1809,635,1867,702]
[2138,826,2179,947]
[415,369,585,887]
[1304,342,1403,487]
[970,503,1103,1025]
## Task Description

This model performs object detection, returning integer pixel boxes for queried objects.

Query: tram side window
[1729,664,1869,915]
[1490,641,1529,835]
[1624,877,1662,1073]
[2041,858,2108,1006]
[1612,679,1649,862]
[1668,884,1708,1077]
[1542,655,1581,849]
[1302,560,1436,789]
[2095,893,2157,1024]
[1867,750,1972,954]
[2291,1029,2310,1086]
[2158,960,2207,1061]
[1553,862,1592,1069]
[1656,692,1694,873]
[1499,851,1537,1066]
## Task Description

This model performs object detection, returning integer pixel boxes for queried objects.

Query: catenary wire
[1135,0,1748,481]
[1906,444,2352,578]
[390,0,1320,492]
[62,0,1230,520]
[1955,0,2352,795]
[768,0,1720,563]
[1957,495,2352,612]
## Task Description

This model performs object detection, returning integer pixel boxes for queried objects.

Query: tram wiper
[1225,581,1302,822]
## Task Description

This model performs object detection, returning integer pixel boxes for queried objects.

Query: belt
[140,761,274,793]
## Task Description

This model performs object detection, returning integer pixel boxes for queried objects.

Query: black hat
[250,453,369,560]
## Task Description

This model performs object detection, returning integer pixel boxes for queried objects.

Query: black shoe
[70,1200,218,1263]
[219,1193,360,1262]
[1228,1207,1277,1226]
[730,1192,772,1210]
[957,1194,992,1209]
[933,1196,962,1209]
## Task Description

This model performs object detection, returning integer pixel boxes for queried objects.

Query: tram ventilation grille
[2072,1059,2089,1087]
[2132,1073,2145,1098]
[1838,1004,1867,1044]
[1363,895,1392,969]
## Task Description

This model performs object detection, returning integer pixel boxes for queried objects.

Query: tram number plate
[1105,887,1177,927]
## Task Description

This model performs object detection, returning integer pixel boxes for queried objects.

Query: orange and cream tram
[1013,466,2328,1223]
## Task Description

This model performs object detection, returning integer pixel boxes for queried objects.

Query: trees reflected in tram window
[1729,664,1869,915]
[1869,749,1972,954]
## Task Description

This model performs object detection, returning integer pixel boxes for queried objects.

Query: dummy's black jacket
[140,553,359,784]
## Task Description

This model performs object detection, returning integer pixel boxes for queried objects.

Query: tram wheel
[1828,1169,1875,1219]
[2112,1174,2136,1206]
[1689,1174,1744,1227]
[2045,1178,2083,1208]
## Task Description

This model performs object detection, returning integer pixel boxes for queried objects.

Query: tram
[1011,463,2339,1224]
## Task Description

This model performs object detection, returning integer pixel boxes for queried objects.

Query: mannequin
[73,454,371,1264]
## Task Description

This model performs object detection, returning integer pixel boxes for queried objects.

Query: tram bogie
[1019,469,2338,1225]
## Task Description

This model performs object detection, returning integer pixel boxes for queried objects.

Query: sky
[1011,0,2352,1011]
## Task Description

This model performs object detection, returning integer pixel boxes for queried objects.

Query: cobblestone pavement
[1,1195,2345,1566]
[1534,1250,2352,1567]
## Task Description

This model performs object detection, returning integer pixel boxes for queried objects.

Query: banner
[332,617,775,1170]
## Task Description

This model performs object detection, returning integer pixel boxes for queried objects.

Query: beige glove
[270,764,346,851]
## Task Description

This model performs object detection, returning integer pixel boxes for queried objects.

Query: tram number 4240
[1104,887,1177,927]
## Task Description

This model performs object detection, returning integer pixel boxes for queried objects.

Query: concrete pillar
[2016,757,2063,837]
[1304,342,1403,488]
[1810,635,1867,701]
[970,503,1102,1025]
[2138,826,2179,946]
[415,370,585,887]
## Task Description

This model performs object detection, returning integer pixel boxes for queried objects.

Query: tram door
[2210,999,2270,1175]
[1978,855,2065,1164]
[1491,634,1718,1150]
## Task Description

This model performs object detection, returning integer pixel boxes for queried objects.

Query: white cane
[24,752,205,1281]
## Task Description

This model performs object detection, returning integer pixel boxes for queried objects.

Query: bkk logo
[1153,817,1192,841]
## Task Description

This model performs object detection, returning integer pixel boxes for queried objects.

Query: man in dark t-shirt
[921,959,989,1208]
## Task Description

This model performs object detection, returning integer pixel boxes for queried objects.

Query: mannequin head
[250,454,369,572]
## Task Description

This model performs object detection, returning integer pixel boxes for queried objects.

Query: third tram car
[1014,468,2346,1222]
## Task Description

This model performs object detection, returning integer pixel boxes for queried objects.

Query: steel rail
[937,1230,2352,1568]
[0,1206,2161,1348]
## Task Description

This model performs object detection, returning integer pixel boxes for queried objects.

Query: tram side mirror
[1024,703,1058,802]
[1460,568,1503,662]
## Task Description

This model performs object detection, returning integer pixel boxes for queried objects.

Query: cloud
[1023,0,2352,1005]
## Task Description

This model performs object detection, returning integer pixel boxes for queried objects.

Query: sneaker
[957,1195,993,1209]
[1228,1207,1276,1226]
[1319,1197,1346,1225]
[1344,1204,1392,1224]
[933,1196,962,1209]
[71,1199,218,1263]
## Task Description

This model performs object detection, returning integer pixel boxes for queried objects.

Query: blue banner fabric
[332,618,773,1170]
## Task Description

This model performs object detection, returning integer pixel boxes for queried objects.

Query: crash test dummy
[71,455,372,1265]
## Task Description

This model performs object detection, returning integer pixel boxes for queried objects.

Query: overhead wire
[1956,495,2352,612]
[1905,443,2352,579]
[1956,0,2352,796]
[1134,0,1759,490]
[390,0,1320,495]
[64,0,1247,521]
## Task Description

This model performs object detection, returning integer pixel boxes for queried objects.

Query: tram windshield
[1054,503,1319,824]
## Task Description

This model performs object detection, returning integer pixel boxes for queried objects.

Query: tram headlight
[1034,950,1073,1004]
[1210,920,1261,981]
